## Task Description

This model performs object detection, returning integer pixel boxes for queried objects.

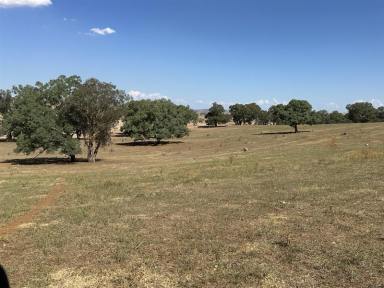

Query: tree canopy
[346,102,378,123]
[121,99,197,143]
[377,106,384,121]
[268,100,312,132]
[4,81,80,159]
[205,102,231,127]
[229,103,262,125]
[268,104,286,125]
[64,78,127,162]
[0,89,13,115]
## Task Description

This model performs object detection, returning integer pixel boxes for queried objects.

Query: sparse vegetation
[0,123,383,287]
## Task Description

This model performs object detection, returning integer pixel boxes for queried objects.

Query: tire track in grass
[0,178,65,237]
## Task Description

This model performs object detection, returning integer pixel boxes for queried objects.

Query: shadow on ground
[116,140,184,146]
[0,139,15,143]
[198,125,228,128]
[1,157,97,165]
[254,130,311,136]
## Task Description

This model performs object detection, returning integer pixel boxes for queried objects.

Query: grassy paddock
[0,123,384,287]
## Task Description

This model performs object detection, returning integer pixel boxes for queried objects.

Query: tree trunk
[6,131,12,142]
[94,142,101,160]
[87,142,96,163]
[70,154,76,162]
[294,124,298,133]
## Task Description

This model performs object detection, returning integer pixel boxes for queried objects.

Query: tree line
[1,75,384,162]
[0,75,197,162]
[205,100,384,132]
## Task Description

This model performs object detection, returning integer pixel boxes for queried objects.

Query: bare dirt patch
[0,179,65,237]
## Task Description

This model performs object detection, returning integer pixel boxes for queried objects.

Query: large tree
[269,100,312,133]
[65,78,127,162]
[121,99,197,143]
[268,104,286,125]
[205,102,230,127]
[284,100,313,132]
[229,103,263,125]
[229,104,246,125]
[244,103,262,124]
[4,81,80,160]
[346,102,377,123]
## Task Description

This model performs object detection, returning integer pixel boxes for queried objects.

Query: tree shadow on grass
[198,125,228,128]
[254,130,311,136]
[0,138,15,143]
[1,157,98,165]
[116,140,184,147]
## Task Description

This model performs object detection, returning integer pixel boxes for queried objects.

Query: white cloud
[63,17,76,22]
[217,101,235,108]
[128,90,169,100]
[0,0,51,7]
[370,98,383,108]
[353,98,383,108]
[90,27,116,36]
[256,99,270,106]
[327,102,340,110]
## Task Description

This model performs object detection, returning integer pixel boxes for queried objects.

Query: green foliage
[0,89,14,137]
[377,107,384,121]
[229,104,245,125]
[268,104,286,124]
[310,110,349,125]
[205,102,231,127]
[329,111,349,124]
[65,78,127,162]
[268,100,312,132]
[244,103,262,124]
[346,102,377,123]
[229,103,263,125]
[5,83,80,157]
[0,89,13,115]
[121,99,197,142]
[310,110,330,125]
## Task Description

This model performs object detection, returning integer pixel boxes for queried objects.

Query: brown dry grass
[0,123,384,287]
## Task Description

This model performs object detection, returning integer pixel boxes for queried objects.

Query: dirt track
[0,179,65,237]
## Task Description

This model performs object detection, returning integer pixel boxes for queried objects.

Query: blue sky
[0,0,383,111]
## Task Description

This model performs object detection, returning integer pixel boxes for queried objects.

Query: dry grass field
[0,123,384,287]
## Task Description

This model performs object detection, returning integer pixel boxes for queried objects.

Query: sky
[0,0,383,111]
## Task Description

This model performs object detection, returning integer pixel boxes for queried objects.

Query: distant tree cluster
[229,103,269,125]
[220,100,384,133]
[0,76,197,162]
[2,75,384,161]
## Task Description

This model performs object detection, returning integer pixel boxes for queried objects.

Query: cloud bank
[128,90,169,101]
[0,0,52,8]
[90,27,116,36]
[353,98,383,108]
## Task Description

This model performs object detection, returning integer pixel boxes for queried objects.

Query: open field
[0,123,384,287]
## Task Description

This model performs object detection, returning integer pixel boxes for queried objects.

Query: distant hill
[194,109,209,115]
